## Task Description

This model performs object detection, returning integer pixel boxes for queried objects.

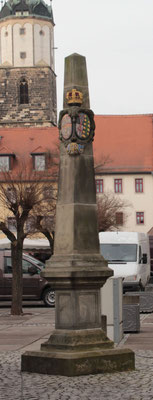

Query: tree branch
[0,221,16,243]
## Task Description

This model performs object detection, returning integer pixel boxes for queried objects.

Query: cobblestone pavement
[1,350,153,400]
[0,308,153,400]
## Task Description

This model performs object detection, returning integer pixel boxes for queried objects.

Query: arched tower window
[20,78,29,104]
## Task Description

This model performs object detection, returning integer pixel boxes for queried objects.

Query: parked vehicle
[0,238,51,263]
[99,231,150,292]
[0,250,55,306]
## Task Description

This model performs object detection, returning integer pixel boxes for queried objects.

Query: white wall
[96,173,153,233]
[0,18,54,69]
[1,24,12,65]
[34,24,50,66]
[13,22,33,67]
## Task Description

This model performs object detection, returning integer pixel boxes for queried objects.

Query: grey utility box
[125,291,153,313]
[123,295,140,332]
[101,277,123,344]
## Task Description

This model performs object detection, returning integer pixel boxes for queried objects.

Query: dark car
[0,250,55,306]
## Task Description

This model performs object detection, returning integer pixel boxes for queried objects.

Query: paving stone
[0,350,153,399]
[0,308,153,399]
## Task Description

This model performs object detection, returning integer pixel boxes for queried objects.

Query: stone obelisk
[21,53,135,376]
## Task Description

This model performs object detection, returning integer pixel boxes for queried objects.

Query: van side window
[4,257,12,273]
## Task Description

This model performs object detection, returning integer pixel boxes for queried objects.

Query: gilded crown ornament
[66,89,83,106]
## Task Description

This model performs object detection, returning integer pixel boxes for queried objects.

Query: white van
[99,231,150,292]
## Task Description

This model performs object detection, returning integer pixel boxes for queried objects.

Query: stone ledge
[21,348,135,376]
[41,328,114,351]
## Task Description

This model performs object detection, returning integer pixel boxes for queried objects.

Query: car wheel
[43,288,55,307]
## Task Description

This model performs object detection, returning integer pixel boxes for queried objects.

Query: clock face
[76,113,90,140]
[61,114,72,140]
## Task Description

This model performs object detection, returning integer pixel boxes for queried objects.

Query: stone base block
[41,328,114,351]
[21,348,135,376]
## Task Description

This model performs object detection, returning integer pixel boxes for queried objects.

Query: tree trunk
[11,241,23,315]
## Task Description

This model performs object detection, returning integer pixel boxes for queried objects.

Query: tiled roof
[0,145,15,155]
[0,114,152,176]
[0,126,59,179]
[0,126,58,152]
[94,114,153,173]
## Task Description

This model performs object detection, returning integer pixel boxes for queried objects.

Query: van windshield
[100,244,137,262]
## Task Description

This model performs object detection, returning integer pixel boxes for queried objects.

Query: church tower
[0,0,57,127]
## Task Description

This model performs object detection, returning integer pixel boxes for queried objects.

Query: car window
[4,257,39,274]
[23,254,45,269]
[23,259,37,274]
[4,257,12,273]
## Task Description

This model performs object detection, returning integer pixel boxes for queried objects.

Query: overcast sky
[52,0,153,116]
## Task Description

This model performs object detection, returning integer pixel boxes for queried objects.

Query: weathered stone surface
[41,328,114,350]
[54,291,101,329]
[0,66,57,127]
[63,53,90,109]
[41,261,112,292]
[21,348,135,376]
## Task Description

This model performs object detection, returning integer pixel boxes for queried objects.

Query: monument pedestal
[21,259,134,376]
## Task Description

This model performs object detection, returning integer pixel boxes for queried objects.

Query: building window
[0,156,10,171]
[7,217,16,232]
[114,179,122,193]
[20,78,29,104]
[5,31,8,37]
[33,154,46,171]
[135,178,143,193]
[96,179,103,193]
[20,52,26,59]
[116,212,123,225]
[39,29,45,35]
[20,27,25,35]
[136,212,144,224]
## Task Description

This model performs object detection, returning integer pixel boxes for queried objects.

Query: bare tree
[0,160,58,315]
[97,191,130,232]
